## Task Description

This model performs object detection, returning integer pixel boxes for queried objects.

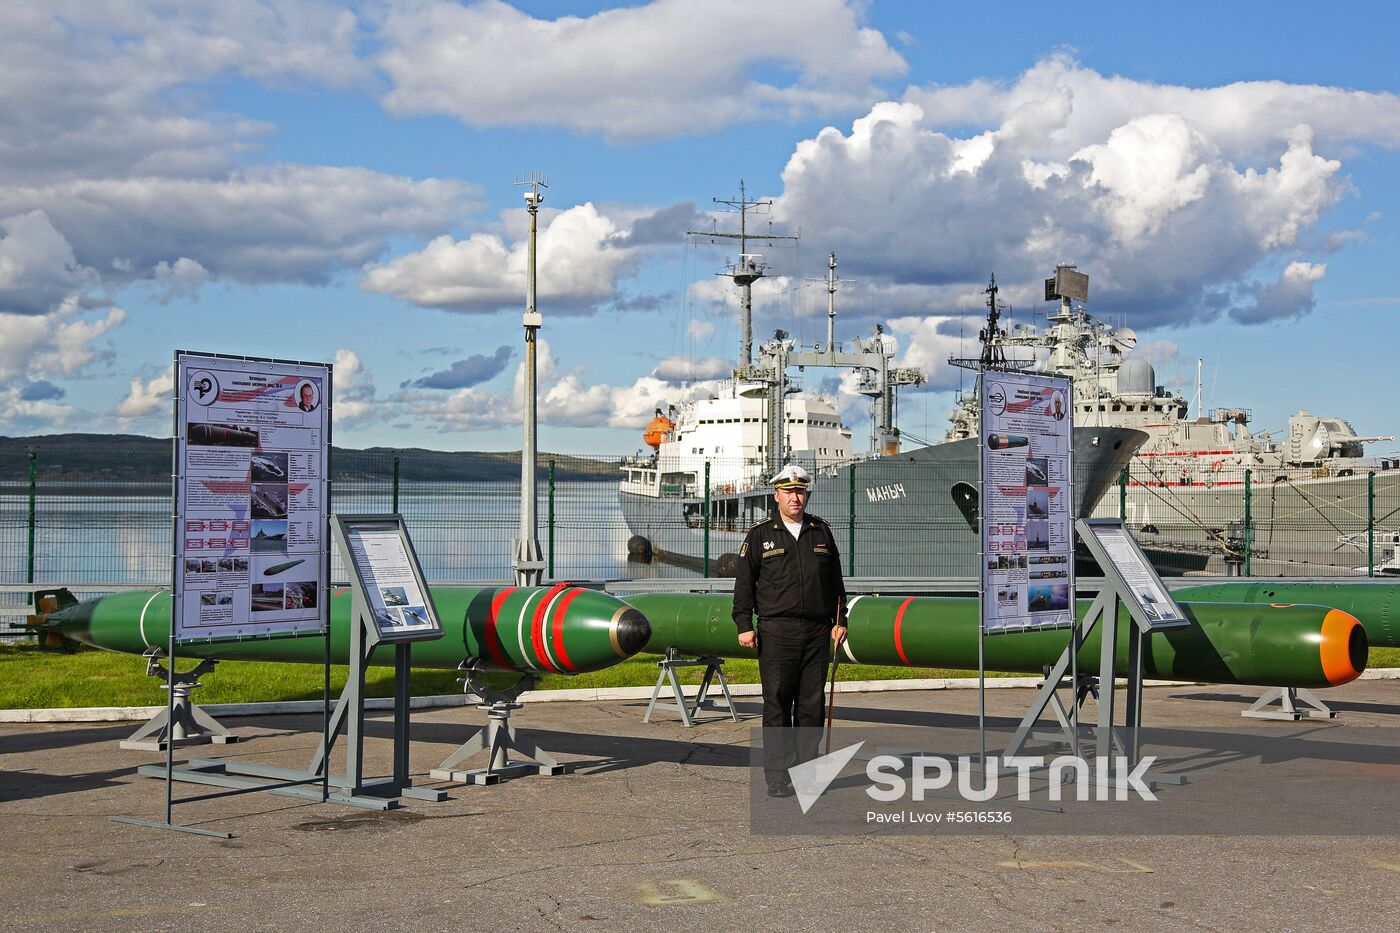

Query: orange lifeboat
[643,409,674,449]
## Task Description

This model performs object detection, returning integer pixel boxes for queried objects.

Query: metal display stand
[1001,519,1191,789]
[114,351,335,839]
[318,514,450,806]
[129,514,452,819]
[643,648,739,726]
[1243,687,1337,721]
[430,668,575,785]
[120,652,239,751]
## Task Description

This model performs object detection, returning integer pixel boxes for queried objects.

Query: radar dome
[1118,357,1156,396]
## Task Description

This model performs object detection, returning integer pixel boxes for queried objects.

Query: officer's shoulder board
[740,518,767,557]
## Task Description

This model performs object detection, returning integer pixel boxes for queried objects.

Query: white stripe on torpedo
[841,595,865,663]
[139,590,167,651]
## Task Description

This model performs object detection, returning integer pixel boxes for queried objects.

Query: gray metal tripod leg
[431,700,573,784]
[429,730,489,776]
[642,660,695,726]
[1243,687,1337,721]
[120,656,238,751]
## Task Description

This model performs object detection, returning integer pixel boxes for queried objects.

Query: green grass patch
[0,644,1009,709]
[4,644,1397,709]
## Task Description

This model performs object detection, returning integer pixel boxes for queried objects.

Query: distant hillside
[0,434,619,484]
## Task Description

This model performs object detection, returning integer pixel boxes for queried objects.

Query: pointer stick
[825,598,845,756]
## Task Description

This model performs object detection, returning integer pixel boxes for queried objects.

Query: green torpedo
[33,583,651,675]
[627,593,1365,689]
[1173,580,1400,649]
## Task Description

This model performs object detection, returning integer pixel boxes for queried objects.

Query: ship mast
[688,181,799,475]
[687,189,924,474]
[949,273,1029,375]
[825,251,839,350]
[687,180,798,368]
[783,253,923,459]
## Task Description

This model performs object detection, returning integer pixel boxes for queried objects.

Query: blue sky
[2,1,1398,455]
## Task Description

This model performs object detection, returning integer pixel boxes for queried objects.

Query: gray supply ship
[946,264,1400,574]
[618,189,1145,578]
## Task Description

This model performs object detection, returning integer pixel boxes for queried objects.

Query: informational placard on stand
[1082,519,1188,629]
[337,516,443,642]
[175,352,330,641]
[980,370,1074,632]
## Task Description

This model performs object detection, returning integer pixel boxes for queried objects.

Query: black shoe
[766,780,794,798]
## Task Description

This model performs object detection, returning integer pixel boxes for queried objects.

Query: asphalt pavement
[2,679,1399,932]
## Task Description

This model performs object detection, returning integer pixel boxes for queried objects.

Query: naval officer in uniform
[732,464,848,796]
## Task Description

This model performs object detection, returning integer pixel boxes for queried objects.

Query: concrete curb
[4,668,1397,723]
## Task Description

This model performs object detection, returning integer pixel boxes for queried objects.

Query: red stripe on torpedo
[531,582,570,673]
[485,586,516,669]
[893,597,914,666]
[549,586,582,673]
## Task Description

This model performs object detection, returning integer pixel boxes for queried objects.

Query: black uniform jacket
[732,512,848,635]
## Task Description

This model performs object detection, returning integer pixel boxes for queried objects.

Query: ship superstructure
[944,264,1399,573]
[947,264,1393,485]
[618,193,1145,577]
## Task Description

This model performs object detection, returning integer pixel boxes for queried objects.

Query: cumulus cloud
[0,2,369,186]
[906,54,1400,164]
[362,203,639,313]
[408,346,514,389]
[687,319,717,340]
[0,211,103,315]
[376,0,905,141]
[611,202,706,247]
[0,6,474,329]
[0,386,73,433]
[0,168,473,288]
[653,355,733,382]
[404,339,719,432]
[152,257,209,304]
[334,347,377,423]
[115,372,174,422]
[0,300,125,384]
[772,57,1400,328]
[1232,261,1326,324]
[883,316,979,392]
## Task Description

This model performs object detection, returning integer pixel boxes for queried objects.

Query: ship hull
[1092,466,1400,575]
[620,427,1146,578]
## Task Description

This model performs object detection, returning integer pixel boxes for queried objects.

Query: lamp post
[513,174,547,586]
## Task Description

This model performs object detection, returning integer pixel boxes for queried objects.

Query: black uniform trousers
[757,616,830,782]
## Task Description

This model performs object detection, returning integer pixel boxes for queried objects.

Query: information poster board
[980,371,1074,632]
[337,516,442,642]
[1083,520,1187,628]
[175,352,330,641]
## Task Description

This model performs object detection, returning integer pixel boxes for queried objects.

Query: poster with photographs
[175,352,330,641]
[979,370,1074,632]
[340,519,442,641]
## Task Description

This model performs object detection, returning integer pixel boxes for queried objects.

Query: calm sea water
[0,482,696,587]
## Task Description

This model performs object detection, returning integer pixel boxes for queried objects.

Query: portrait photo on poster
[296,380,320,412]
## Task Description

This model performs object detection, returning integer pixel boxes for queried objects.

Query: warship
[618,189,1145,578]
[945,264,1400,574]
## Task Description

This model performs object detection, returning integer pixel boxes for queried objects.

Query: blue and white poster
[175,352,331,641]
[980,370,1074,632]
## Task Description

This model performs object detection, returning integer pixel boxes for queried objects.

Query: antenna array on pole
[949,273,1034,374]
[686,180,799,369]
